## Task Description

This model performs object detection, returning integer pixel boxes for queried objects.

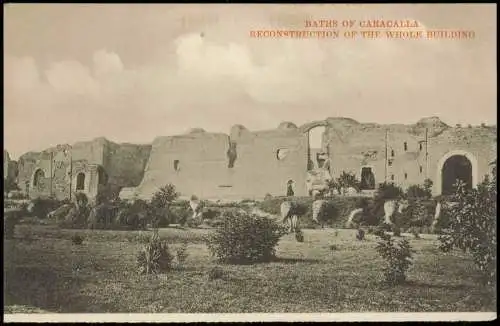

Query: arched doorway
[286,179,295,197]
[307,126,326,170]
[360,166,376,190]
[32,168,45,188]
[441,155,472,195]
[437,150,477,195]
[76,173,86,191]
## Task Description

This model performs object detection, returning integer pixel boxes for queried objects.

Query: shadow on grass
[403,280,472,291]
[217,256,323,266]
[4,266,118,313]
[269,257,323,264]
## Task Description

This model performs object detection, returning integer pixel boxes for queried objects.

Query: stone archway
[76,172,86,191]
[31,168,45,188]
[359,165,376,190]
[436,150,478,195]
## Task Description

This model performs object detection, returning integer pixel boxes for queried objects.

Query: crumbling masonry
[7,117,497,202]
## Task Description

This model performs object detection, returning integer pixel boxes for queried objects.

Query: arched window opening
[403,142,408,151]
[76,173,85,191]
[174,160,180,171]
[360,167,376,190]
[286,180,295,197]
[307,126,326,171]
[33,169,45,187]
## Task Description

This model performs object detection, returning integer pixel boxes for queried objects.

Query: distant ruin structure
[9,117,497,201]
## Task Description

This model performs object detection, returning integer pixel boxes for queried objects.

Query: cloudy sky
[4,4,496,159]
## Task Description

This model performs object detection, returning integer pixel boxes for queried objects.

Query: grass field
[4,221,496,313]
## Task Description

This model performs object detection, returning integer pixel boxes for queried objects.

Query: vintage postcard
[3,3,497,323]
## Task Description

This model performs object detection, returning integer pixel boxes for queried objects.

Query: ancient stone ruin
[6,117,497,202]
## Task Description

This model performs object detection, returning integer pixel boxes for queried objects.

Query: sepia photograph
[3,3,497,322]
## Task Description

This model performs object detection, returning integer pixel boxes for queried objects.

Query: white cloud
[3,9,497,160]
[93,49,124,78]
[45,60,100,96]
[4,56,41,91]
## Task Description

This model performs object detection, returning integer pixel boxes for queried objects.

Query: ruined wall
[125,124,309,201]
[129,130,233,200]
[103,141,151,191]
[325,117,497,195]
[16,138,150,201]
[3,151,18,184]
[15,116,496,202]
[4,150,10,180]
[229,124,308,198]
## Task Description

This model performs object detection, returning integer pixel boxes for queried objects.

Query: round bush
[206,211,287,264]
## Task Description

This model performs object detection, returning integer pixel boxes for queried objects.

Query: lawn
[3,222,496,313]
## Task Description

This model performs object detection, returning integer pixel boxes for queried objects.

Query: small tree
[375,182,404,202]
[136,229,174,275]
[423,178,433,195]
[149,184,179,228]
[336,171,361,194]
[406,183,432,200]
[206,211,287,264]
[326,179,341,196]
[438,170,497,285]
[375,233,414,285]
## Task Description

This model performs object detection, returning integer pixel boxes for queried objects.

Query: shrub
[136,230,174,275]
[208,266,224,280]
[403,200,433,229]
[149,184,179,228]
[87,203,118,230]
[295,229,304,243]
[205,211,287,264]
[4,178,20,194]
[392,225,402,237]
[95,183,121,205]
[374,223,391,237]
[202,208,219,220]
[313,200,341,228]
[114,200,149,230]
[410,227,420,239]
[356,228,365,241]
[29,198,62,219]
[170,201,192,226]
[375,182,404,202]
[71,234,84,245]
[363,199,386,226]
[367,226,375,234]
[175,243,189,267]
[61,194,90,228]
[438,175,497,285]
[336,171,361,194]
[4,211,19,239]
[375,233,414,285]
[205,219,224,228]
[406,184,432,200]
